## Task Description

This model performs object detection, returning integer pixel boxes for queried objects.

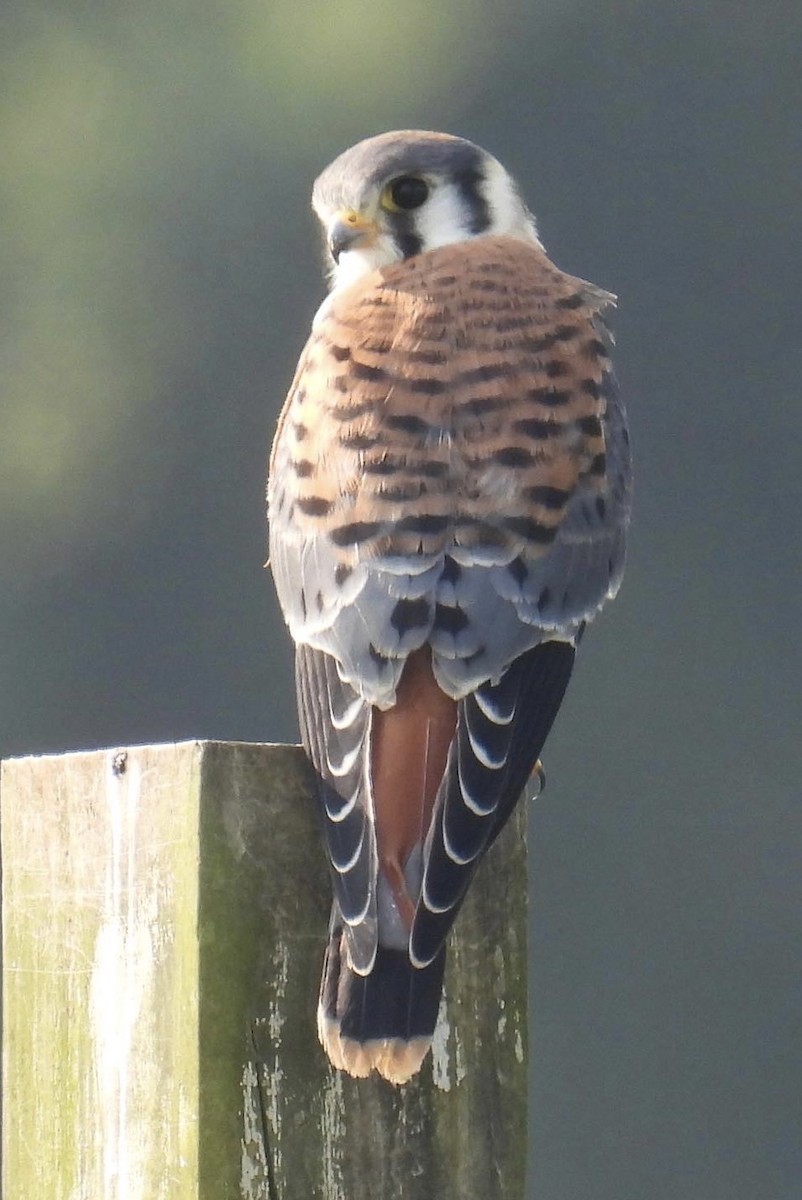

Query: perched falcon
[268,130,631,1084]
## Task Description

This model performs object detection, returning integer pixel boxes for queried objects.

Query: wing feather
[268,235,630,708]
[411,640,576,967]
[270,232,631,977]
[295,643,377,972]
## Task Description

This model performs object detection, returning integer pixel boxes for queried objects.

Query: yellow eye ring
[381,175,430,213]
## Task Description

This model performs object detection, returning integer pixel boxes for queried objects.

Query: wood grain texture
[1,740,527,1198]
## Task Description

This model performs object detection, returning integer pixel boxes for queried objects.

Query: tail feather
[318,921,447,1084]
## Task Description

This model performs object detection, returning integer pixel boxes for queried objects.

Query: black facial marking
[453,163,491,234]
[388,208,424,259]
[374,139,493,256]
[396,229,424,258]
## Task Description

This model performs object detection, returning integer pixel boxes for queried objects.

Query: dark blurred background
[2,1,800,1195]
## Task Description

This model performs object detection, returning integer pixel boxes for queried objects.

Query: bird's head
[312,130,540,290]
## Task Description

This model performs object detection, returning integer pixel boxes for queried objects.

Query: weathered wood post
[2,740,527,1198]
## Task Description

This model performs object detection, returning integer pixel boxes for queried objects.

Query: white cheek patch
[481,157,541,245]
[414,186,471,253]
[414,167,542,255]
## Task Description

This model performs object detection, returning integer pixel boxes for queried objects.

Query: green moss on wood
[2,740,527,1199]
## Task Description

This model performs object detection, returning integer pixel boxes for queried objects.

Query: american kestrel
[268,130,631,1084]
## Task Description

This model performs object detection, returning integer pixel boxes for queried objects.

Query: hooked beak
[327,210,378,262]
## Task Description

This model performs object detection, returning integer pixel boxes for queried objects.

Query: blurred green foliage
[4,0,797,584]
[1,0,508,576]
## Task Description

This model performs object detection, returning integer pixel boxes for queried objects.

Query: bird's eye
[382,176,430,212]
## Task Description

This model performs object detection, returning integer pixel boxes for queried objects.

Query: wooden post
[2,741,527,1198]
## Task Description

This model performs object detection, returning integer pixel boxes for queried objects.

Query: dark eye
[385,176,429,211]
